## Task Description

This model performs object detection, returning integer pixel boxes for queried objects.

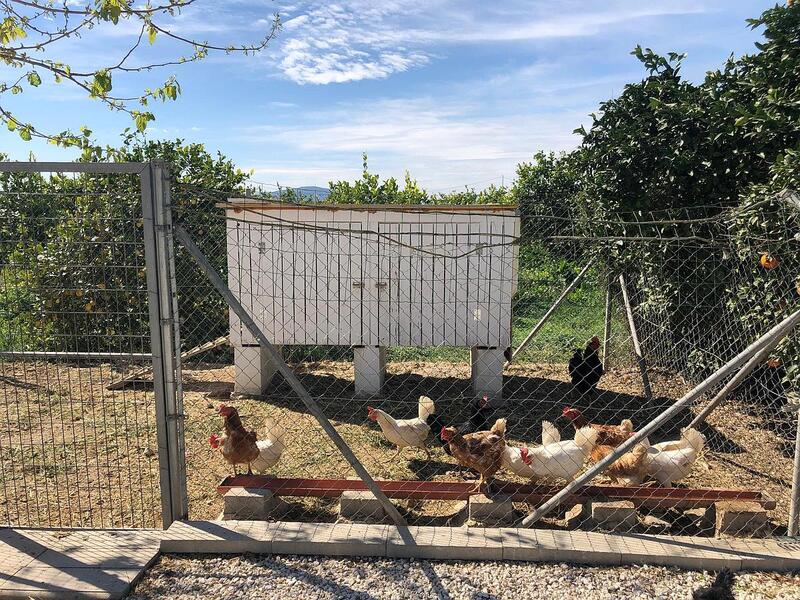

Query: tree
[0,1,279,147]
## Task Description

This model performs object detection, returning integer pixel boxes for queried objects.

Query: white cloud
[271,0,706,85]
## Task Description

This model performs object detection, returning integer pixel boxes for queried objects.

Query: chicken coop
[224,200,520,397]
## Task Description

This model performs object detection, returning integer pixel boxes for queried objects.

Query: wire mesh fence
[175,191,800,538]
[1,161,798,541]
[0,165,163,529]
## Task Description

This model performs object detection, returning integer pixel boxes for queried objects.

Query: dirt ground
[0,358,795,534]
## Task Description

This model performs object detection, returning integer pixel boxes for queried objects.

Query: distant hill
[270,186,330,201]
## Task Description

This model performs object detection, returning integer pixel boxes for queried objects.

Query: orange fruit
[760,253,779,269]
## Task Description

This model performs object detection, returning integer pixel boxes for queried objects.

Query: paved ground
[129,554,800,600]
[0,528,160,599]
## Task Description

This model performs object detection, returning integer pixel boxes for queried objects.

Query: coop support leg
[471,347,504,405]
[234,344,282,396]
[519,308,800,528]
[354,346,386,397]
[175,226,407,527]
[619,274,652,400]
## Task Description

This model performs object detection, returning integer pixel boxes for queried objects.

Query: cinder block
[713,501,769,538]
[354,346,386,397]
[233,345,282,396]
[223,487,289,520]
[562,503,588,528]
[591,501,637,530]
[339,491,388,523]
[470,347,504,403]
[468,494,515,525]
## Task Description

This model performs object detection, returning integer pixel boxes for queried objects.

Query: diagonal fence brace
[175,224,407,527]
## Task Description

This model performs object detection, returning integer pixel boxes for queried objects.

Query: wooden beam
[619,274,652,400]
[216,476,776,510]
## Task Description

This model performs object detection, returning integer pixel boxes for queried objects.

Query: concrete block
[591,501,637,530]
[470,347,504,402]
[713,501,769,538]
[468,494,515,525]
[354,346,386,397]
[233,345,282,396]
[272,522,388,557]
[223,487,289,520]
[387,526,503,560]
[339,491,388,523]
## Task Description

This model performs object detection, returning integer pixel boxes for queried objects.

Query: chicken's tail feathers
[490,418,507,438]
[574,426,599,452]
[541,420,561,445]
[682,428,706,453]
[418,395,436,421]
[713,567,735,589]
[263,418,286,444]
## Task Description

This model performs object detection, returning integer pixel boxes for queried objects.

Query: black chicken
[568,336,604,397]
[692,568,736,600]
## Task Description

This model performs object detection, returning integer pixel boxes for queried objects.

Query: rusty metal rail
[217,476,776,510]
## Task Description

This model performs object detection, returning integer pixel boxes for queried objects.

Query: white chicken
[368,395,437,460]
[644,428,705,486]
[502,421,598,482]
[250,418,286,473]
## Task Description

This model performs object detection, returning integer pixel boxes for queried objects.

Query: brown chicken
[209,404,259,475]
[440,418,506,491]
[561,407,634,448]
[590,439,650,486]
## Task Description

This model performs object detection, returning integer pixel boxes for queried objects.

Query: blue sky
[1,1,778,192]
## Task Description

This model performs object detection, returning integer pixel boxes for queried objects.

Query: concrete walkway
[0,527,160,599]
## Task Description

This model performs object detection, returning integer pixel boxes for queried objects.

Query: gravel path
[128,555,800,600]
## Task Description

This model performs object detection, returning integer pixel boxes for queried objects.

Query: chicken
[208,404,259,475]
[368,395,437,460]
[441,418,506,491]
[502,421,599,482]
[645,428,705,486]
[692,568,735,600]
[210,416,287,474]
[590,438,650,485]
[561,406,634,447]
[439,395,495,456]
[568,336,604,397]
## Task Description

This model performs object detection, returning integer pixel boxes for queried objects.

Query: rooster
[368,395,437,460]
[502,421,598,483]
[209,404,259,475]
[561,406,634,447]
[645,428,705,487]
[568,335,604,397]
[590,438,650,485]
[692,568,736,600]
[441,418,506,491]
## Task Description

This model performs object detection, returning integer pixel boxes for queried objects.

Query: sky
[0,0,779,193]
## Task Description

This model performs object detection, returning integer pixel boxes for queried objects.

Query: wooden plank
[216,476,776,509]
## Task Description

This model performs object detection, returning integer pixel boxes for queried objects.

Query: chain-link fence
[175,190,800,538]
[0,162,184,530]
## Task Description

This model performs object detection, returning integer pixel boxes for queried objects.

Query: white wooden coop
[224,200,520,398]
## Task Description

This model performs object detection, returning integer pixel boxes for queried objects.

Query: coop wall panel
[225,201,519,348]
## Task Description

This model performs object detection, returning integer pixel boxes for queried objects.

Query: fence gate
[0,161,185,529]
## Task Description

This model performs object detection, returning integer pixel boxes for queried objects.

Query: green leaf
[27,72,41,87]
[90,70,113,97]
[19,127,31,141]
[148,26,157,45]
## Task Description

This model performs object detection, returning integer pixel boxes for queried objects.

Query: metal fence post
[141,161,187,527]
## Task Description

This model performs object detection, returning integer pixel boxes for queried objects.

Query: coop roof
[219,200,518,213]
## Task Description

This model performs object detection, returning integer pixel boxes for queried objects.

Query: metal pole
[619,274,653,400]
[174,224,407,527]
[520,308,800,527]
[686,321,795,431]
[789,399,800,537]
[0,351,152,361]
[506,258,595,367]
[141,163,177,527]
[154,163,188,522]
[602,277,613,371]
